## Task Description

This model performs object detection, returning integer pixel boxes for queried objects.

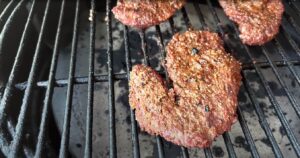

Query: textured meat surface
[129,31,242,148]
[219,0,284,45]
[112,0,186,29]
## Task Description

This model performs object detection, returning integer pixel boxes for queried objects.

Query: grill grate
[0,0,299,157]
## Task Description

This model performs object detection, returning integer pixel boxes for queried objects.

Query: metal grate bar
[274,35,300,85]
[15,73,129,90]
[280,27,300,58]
[139,31,150,66]
[276,26,300,85]
[286,2,300,38]
[206,0,300,156]
[236,107,260,158]
[284,0,300,21]
[284,13,300,34]
[84,0,95,157]
[256,4,300,119]
[7,120,34,157]
[289,0,300,14]
[181,7,191,28]
[242,60,300,69]
[35,0,66,157]
[168,18,176,33]
[242,74,283,158]
[124,25,140,158]
[156,137,165,158]
[181,147,189,158]
[0,0,34,156]
[192,2,207,29]
[0,0,25,36]
[229,21,300,157]
[204,148,213,158]
[222,133,237,158]
[12,59,300,90]
[56,0,79,156]
[154,25,170,83]
[7,0,51,157]
[261,46,300,118]
[245,57,300,155]
[53,0,75,157]
[0,0,15,24]
[137,29,165,158]
[144,28,168,157]
[135,40,167,158]
[205,0,225,36]
[282,0,300,33]
[106,0,117,157]
[0,0,26,125]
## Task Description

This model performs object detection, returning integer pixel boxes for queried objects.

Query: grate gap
[106,0,117,157]
[206,0,300,156]
[124,25,141,158]
[36,0,68,157]
[138,28,165,158]
[5,0,51,157]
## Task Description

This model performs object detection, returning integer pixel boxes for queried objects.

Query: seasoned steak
[129,65,185,143]
[129,31,242,148]
[112,0,186,29]
[219,0,284,45]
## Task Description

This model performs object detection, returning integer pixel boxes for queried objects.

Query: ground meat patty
[219,0,284,45]
[129,30,242,148]
[112,0,186,29]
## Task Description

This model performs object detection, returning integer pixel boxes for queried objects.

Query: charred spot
[238,91,247,103]
[175,95,180,105]
[241,103,255,115]
[268,81,284,96]
[291,80,296,88]
[76,144,82,148]
[279,126,286,136]
[260,138,271,147]
[271,128,276,132]
[125,115,131,125]
[205,105,210,112]
[141,82,146,86]
[201,75,206,81]
[212,146,224,157]
[133,8,140,12]
[191,48,199,55]
[234,136,251,152]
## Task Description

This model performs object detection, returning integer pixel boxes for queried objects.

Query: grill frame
[0,0,299,157]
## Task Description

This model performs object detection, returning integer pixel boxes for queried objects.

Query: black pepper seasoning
[191,48,199,55]
[205,105,210,112]
[175,95,180,105]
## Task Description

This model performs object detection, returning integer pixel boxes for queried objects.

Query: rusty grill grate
[0,0,299,157]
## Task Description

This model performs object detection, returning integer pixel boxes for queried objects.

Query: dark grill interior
[0,0,299,157]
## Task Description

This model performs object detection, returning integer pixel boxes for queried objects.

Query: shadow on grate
[0,0,299,158]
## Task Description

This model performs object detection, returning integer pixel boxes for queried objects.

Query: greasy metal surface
[0,0,299,158]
